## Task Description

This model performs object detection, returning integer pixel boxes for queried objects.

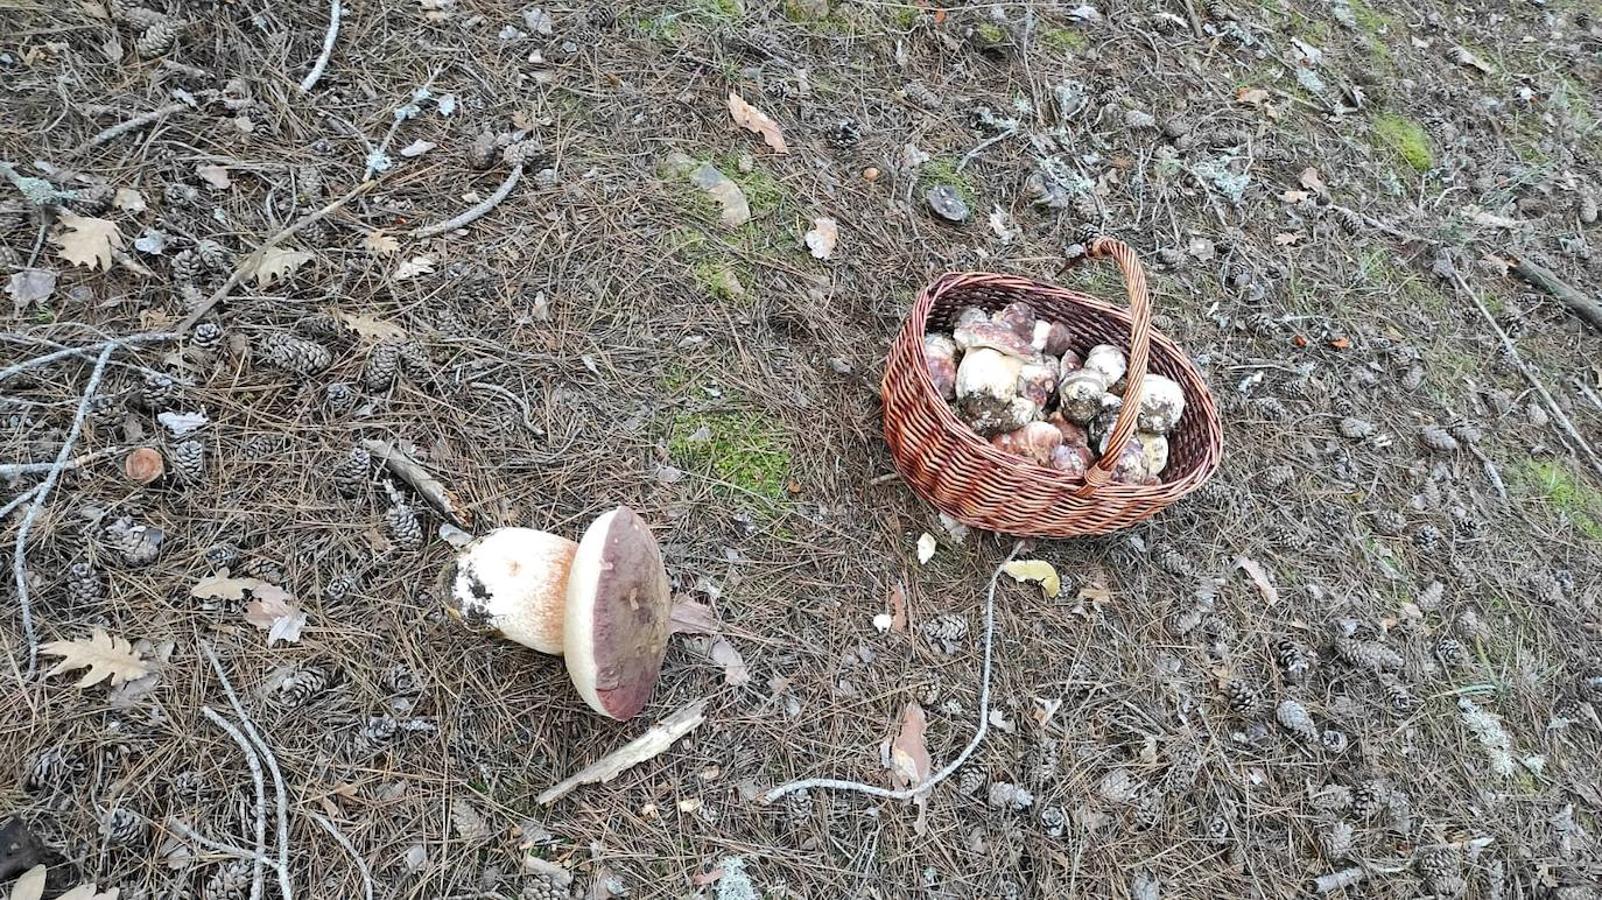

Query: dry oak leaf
[243,246,314,287]
[53,212,124,270]
[888,701,931,789]
[727,91,788,154]
[1235,87,1270,106]
[191,569,295,604]
[394,255,435,280]
[40,627,152,688]
[1236,555,1279,606]
[363,229,400,255]
[334,311,407,341]
[195,164,232,190]
[708,637,750,686]
[113,187,147,212]
[244,594,307,646]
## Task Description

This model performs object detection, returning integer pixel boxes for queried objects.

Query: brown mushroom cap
[563,506,672,720]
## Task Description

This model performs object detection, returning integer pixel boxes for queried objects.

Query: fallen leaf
[451,798,493,841]
[195,165,232,190]
[727,91,788,154]
[133,229,168,254]
[1449,45,1493,74]
[916,532,937,564]
[113,187,147,212]
[888,580,907,633]
[244,595,307,646]
[192,570,295,604]
[1292,334,1309,348]
[52,212,124,270]
[804,216,838,260]
[7,268,57,310]
[399,139,436,158]
[39,628,151,688]
[1329,336,1351,350]
[1002,559,1062,598]
[988,206,1018,243]
[157,410,209,435]
[394,256,435,280]
[363,230,400,255]
[334,311,408,341]
[1279,189,1311,203]
[692,869,725,888]
[1273,231,1302,246]
[708,638,749,686]
[10,866,46,900]
[669,599,720,636]
[1235,87,1270,106]
[243,246,314,287]
[1076,569,1113,607]
[1299,167,1328,196]
[667,154,750,230]
[887,701,931,789]
[1236,555,1279,606]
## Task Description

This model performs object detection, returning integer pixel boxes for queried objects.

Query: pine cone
[522,876,568,900]
[1157,743,1202,795]
[923,613,969,655]
[204,542,240,570]
[1379,675,1416,713]
[88,391,127,428]
[275,665,330,708]
[1420,425,1460,453]
[105,515,162,566]
[325,381,357,414]
[466,133,498,170]
[957,767,985,796]
[114,2,168,28]
[195,238,233,273]
[260,332,333,378]
[191,321,223,350]
[332,446,371,498]
[1338,417,1376,439]
[1351,781,1387,820]
[1372,509,1407,536]
[1434,636,1467,669]
[1201,805,1232,844]
[164,181,200,207]
[1222,678,1261,715]
[324,572,358,607]
[1274,638,1318,684]
[242,556,284,584]
[172,439,205,485]
[1275,699,1319,743]
[354,715,399,755]
[101,806,146,844]
[203,859,252,900]
[1152,544,1194,577]
[783,788,813,828]
[296,165,325,204]
[828,118,862,148]
[1319,729,1349,754]
[386,501,424,550]
[1418,845,1467,897]
[1319,821,1354,861]
[67,184,115,215]
[1252,397,1290,421]
[136,20,177,57]
[1258,464,1295,488]
[363,340,401,391]
[1449,422,1483,445]
[1334,637,1404,673]
[384,663,420,696]
[25,745,77,794]
[67,561,103,605]
[1411,524,1442,550]
[1132,792,1161,830]
[1039,804,1067,838]
[503,140,544,168]
[294,313,351,344]
[398,340,431,381]
[140,372,180,410]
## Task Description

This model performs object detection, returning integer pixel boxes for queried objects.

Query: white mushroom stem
[450,528,576,654]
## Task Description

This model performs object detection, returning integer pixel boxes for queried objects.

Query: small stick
[177,179,375,333]
[299,0,342,93]
[1180,0,1206,37]
[956,126,1018,174]
[1467,444,1508,504]
[1309,867,1365,893]
[763,544,1022,804]
[1450,271,1602,484]
[202,706,268,900]
[309,814,373,900]
[1511,255,1602,331]
[359,439,471,528]
[538,699,708,804]
[412,164,523,239]
[0,446,125,478]
[0,331,179,383]
[71,101,189,156]
[203,644,294,900]
[165,817,267,863]
[0,485,43,521]
[12,344,114,678]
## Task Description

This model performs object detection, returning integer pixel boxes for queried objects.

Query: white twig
[1450,271,1602,484]
[1309,867,1365,893]
[0,332,179,383]
[72,101,189,155]
[763,542,1023,804]
[165,817,268,863]
[957,125,1019,173]
[11,344,114,678]
[0,446,124,478]
[202,706,268,900]
[411,164,524,238]
[203,644,294,900]
[309,814,373,900]
[299,0,341,93]
[1,485,43,521]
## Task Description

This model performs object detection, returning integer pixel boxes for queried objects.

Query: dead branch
[201,706,269,900]
[0,485,43,521]
[309,814,372,900]
[412,164,523,239]
[1309,867,1365,893]
[0,445,125,478]
[538,699,708,804]
[71,101,190,156]
[0,331,179,383]
[203,644,293,900]
[1512,255,1602,331]
[299,0,342,93]
[359,439,471,528]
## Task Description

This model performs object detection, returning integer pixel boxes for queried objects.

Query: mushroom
[955,348,1035,435]
[1049,443,1093,478]
[1129,373,1187,434]
[995,301,1037,338]
[991,421,1063,464]
[446,506,672,721]
[1031,320,1075,357]
[1046,410,1090,447]
[954,319,1034,357]
[1058,370,1107,423]
[1090,415,1169,483]
[1057,348,1084,380]
[1083,345,1128,393]
[923,333,960,400]
[1017,359,1058,409]
[955,306,990,330]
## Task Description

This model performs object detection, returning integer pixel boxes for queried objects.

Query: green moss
[975,21,1006,45]
[692,261,750,305]
[1040,27,1086,52]
[716,155,790,215]
[669,410,792,501]
[1350,0,1392,34]
[919,157,976,207]
[1372,113,1434,172]
[637,12,683,42]
[1517,460,1602,541]
[687,0,743,23]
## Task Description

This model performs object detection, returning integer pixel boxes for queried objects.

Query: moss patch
[1349,0,1392,34]
[1372,113,1434,172]
[669,410,793,501]
[918,157,977,207]
[1040,26,1087,52]
[1517,460,1602,541]
[687,0,744,23]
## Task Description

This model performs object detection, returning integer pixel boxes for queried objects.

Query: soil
[3,1,1602,898]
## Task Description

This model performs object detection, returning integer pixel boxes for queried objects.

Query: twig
[176,179,375,333]
[1450,271,1602,484]
[359,439,471,528]
[956,126,1018,174]
[202,706,268,900]
[203,644,294,900]
[71,102,189,156]
[1,485,43,521]
[299,0,342,93]
[411,164,523,239]
[309,814,373,900]
[0,446,124,478]
[12,344,114,678]
[538,699,709,804]
[1511,255,1602,331]
[763,543,1023,804]
[165,817,267,863]
[0,331,179,383]
[1180,0,1206,38]
[1309,867,1365,893]
[1467,444,1508,504]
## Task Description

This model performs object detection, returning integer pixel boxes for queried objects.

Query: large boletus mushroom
[446,506,671,721]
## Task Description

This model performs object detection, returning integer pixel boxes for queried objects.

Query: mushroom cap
[449,528,576,655]
[1083,345,1128,392]
[954,320,1035,360]
[564,506,672,721]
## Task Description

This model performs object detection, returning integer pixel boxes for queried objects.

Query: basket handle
[1072,237,1152,497]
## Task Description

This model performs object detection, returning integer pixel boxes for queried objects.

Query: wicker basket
[881,237,1223,537]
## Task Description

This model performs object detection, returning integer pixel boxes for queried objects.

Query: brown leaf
[708,638,749,686]
[888,701,931,789]
[1236,556,1279,606]
[242,246,314,287]
[40,628,151,688]
[1076,567,1113,607]
[669,599,721,636]
[1298,167,1328,196]
[195,164,232,190]
[243,595,306,645]
[192,570,294,604]
[1273,231,1303,246]
[1235,87,1270,106]
[888,580,907,634]
[53,212,124,270]
[362,230,400,255]
[334,311,407,341]
[727,91,788,154]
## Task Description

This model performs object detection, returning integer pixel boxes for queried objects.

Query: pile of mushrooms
[444,506,672,721]
[923,302,1187,485]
